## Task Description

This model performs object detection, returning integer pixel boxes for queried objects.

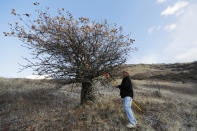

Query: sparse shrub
[152,90,162,97]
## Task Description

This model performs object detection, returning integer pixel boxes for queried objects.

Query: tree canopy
[4,5,135,104]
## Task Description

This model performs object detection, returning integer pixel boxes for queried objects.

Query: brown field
[0,62,197,131]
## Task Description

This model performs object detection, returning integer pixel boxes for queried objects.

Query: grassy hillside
[0,62,197,130]
[118,61,197,83]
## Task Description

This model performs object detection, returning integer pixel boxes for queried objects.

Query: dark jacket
[118,76,133,98]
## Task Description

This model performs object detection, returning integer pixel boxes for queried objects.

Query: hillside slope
[119,61,197,82]
[0,62,197,130]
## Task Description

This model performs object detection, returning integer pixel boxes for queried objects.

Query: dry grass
[0,78,196,131]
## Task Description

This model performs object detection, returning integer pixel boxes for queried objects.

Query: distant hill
[115,61,197,83]
[1,61,196,83]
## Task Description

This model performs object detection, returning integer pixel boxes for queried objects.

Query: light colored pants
[123,96,137,125]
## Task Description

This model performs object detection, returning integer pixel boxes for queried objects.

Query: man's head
[123,69,129,77]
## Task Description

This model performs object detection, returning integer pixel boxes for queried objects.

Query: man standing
[117,70,137,128]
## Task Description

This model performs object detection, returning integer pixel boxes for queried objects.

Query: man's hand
[103,73,110,78]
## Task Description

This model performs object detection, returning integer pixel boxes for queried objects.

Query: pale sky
[0,0,196,78]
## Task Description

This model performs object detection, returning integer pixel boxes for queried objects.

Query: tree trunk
[80,81,95,105]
